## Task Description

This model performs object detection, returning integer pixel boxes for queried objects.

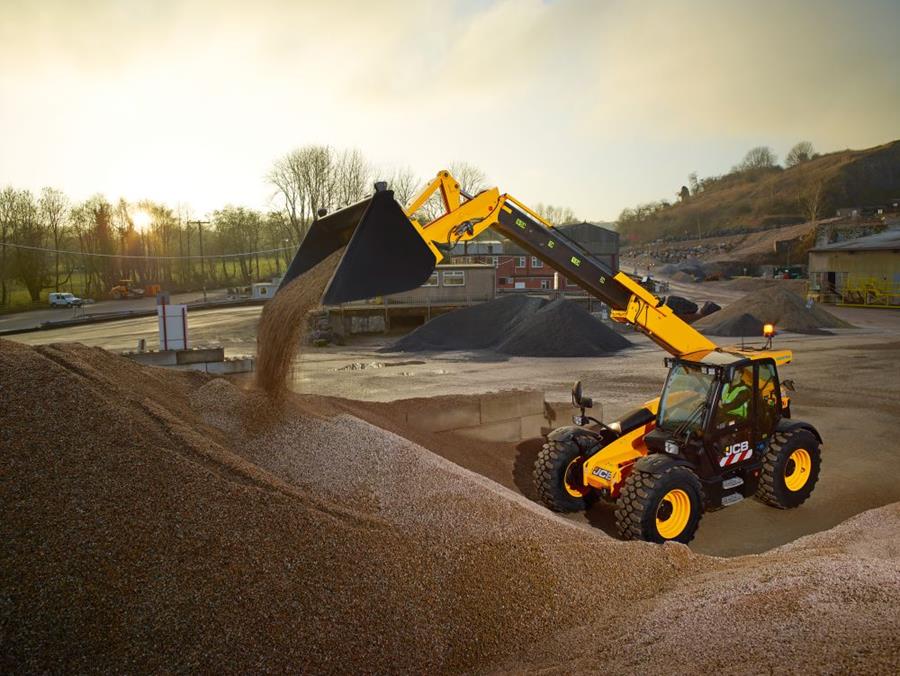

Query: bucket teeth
[279,190,437,306]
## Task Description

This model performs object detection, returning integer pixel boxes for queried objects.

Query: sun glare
[132,209,152,233]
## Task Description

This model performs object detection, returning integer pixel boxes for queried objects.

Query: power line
[0,241,298,260]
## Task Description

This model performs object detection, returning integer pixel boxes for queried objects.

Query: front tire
[756,429,821,509]
[615,463,704,544]
[533,440,595,512]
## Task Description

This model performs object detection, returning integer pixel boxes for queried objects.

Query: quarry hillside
[618,140,900,243]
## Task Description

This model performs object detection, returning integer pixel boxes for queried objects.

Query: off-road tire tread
[533,440,591,512]
[756,429,820,509]
[615,464,704,544]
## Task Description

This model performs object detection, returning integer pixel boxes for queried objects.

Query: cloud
[0,0,897,219]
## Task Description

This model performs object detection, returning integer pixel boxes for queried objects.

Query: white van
[48,292,83,308]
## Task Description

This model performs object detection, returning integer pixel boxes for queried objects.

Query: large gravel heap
[385,295,631,357]
[694,285,851,335]
[2,339,898,673]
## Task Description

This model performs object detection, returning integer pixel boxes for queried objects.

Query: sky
[1,0,898,222]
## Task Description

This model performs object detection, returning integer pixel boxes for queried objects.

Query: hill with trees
[617,140,900,244]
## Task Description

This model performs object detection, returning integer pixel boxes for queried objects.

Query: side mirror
[572,380,583,407]
[781,379,796,392]
[572,380,593,409]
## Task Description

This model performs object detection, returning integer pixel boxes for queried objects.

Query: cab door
[753,360,781,450]
[709,366,755,469]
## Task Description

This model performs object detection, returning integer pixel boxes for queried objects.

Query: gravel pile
[385,296,630,357]
[694,286,851,335]
[386,294,546,351]
[2,339,898,673]
[497,299,630,357]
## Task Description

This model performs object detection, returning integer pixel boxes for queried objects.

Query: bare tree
[333,148,371,207]
[38,187,68,292]
[268,151,308,244]
[535,203,577,225]
[688,171,701,195]
[735,146,778,172]
[800,179,825,223]
[387,166,420,207]
[0,187,16,305]
[448,161,488,195]
[785,141,816,168]
[8,190,49,302]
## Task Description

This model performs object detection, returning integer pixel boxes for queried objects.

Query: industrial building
[808,228,900,307]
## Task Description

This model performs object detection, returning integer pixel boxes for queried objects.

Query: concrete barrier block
[520,413,548,439]
[408,400,482,432]
[176,347,225,365]
[128,351,178,366]
[479,390,545,423]
[454,418,522,443]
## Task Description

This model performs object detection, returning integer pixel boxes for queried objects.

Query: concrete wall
[400,390,548,442]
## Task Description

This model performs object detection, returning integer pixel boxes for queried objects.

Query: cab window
[658,363,715,433]
[716,366,753,428]
[755,362,779,437]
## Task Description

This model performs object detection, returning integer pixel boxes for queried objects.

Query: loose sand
[255,248,344,396]
[2,339,899,673]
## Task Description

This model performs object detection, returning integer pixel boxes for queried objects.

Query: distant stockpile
[694,286,851,336]
[384,295,631,357]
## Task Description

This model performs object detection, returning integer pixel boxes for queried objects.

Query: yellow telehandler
[278,171,822,544]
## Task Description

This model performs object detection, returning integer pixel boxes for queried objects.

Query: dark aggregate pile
[384,295,631,357]
[497,299,631,357]
[695,286,851,336]
[695,312,766,337]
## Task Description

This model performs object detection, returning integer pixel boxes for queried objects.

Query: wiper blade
[673,400,707,440]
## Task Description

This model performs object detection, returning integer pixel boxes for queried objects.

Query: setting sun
[132,209,152,233]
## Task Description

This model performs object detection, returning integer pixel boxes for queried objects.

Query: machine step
[721,492,744,507]
[722,476,744,490]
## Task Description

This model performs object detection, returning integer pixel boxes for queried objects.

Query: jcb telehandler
[278,171,822,544]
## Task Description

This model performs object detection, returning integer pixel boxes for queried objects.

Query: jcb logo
[724,440,750,456]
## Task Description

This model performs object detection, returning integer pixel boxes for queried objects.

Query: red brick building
[449,222,620,292]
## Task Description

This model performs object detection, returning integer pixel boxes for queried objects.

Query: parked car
[48,292,83,308]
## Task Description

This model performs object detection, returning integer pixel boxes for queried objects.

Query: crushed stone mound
[385,294,546,351]
[384,295,631,356]
[496,298,630,357]
[694,286,851,335]
[694,312,765,337]
[2,340,899,673]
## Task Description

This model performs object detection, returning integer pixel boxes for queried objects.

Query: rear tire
[533,440,595,512]
[615,463,704,544]
[756,429,821,509]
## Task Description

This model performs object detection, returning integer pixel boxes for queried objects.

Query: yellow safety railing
[839,276,900,308]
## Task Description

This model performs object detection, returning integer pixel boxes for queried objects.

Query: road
[0,288,231,333]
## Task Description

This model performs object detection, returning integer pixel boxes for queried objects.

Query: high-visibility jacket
[722,383,750,419]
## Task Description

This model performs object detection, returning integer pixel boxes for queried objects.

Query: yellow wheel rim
[655,489,692,539]
[563,457,589,498]
[784,449,812,491]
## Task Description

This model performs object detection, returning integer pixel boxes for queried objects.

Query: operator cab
[639,353,785,506]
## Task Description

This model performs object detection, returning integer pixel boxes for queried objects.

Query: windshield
[658,363,716,432]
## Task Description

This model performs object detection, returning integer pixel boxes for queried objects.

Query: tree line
[1,146,580,308]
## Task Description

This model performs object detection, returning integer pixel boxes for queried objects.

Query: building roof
[811,228,900,252]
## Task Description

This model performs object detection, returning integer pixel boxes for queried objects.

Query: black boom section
[495,203,633,310]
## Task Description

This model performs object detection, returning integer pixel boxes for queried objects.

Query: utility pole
[188,220,210,302]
